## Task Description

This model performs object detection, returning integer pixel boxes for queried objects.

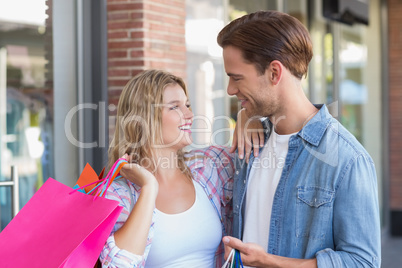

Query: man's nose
[226,80,238,96]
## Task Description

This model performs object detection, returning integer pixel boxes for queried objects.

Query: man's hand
[222,236,317,268]
[223,236,268,267]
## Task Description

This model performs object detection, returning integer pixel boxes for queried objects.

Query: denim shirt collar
[297,104,332,147]
[261,104,332,148]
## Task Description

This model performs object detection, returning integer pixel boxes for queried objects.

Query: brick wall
[388,0,402,235]
[107,0,187,137]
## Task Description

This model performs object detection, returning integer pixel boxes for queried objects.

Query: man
[218,10,381,268]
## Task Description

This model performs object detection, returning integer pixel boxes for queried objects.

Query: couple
[100,10,381,268]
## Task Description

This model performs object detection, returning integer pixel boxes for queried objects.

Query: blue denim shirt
[232,105,381,268]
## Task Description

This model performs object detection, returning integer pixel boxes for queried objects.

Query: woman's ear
[268,60,283,85]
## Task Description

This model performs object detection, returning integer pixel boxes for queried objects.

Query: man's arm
[223,236,317,268]
[315,154,381,267]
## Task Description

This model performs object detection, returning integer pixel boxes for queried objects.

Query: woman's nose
[185,107,194,119]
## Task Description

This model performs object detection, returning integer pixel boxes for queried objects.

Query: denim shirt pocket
[296,186,335,240]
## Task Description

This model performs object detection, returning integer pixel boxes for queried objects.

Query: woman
[99,69,263,267]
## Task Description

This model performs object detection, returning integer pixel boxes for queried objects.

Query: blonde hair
[108,69,191,177]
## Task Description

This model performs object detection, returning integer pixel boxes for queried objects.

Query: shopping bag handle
[92,159,127,197]
[86,158,127,198]
[221,249,244,268]
[70,158,127,198]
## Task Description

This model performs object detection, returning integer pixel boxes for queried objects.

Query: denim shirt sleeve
[316,154,381,268]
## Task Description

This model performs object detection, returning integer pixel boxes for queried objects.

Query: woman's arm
[113,155,159,255]
[100,155,159,267]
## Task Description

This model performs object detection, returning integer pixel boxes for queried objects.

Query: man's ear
[268,60,283,85]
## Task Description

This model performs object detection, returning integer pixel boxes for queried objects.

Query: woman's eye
[186,104,191,108]
[170,105,178,110]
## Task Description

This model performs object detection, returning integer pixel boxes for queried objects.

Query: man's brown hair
[217,10,313,79]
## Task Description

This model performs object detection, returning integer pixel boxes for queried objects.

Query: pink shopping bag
[0,178,123,268]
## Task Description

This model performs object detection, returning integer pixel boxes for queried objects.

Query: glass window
[307,1,334,107]
[286,0,310,97]
[185,0,230,148]
[339,26,367,142]
[0,0,52,230]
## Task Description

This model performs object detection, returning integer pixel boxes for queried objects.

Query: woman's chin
[183,137,193,147]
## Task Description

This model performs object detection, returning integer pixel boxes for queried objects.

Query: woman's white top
[145,180,222,268]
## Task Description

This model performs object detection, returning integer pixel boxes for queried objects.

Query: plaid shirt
[99,145,234,267]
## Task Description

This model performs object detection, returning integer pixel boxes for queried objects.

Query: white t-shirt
[145,180,222,268]
[242,130,294,252]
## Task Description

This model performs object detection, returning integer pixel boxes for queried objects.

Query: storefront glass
[185,0,230,148]
[0,0,52,230]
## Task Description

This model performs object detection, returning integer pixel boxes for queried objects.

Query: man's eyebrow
[227,72,242,78]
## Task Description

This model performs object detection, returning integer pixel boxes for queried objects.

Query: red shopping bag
[0,178,123,268]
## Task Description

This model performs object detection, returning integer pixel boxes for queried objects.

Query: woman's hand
[120,154,159,193]
[230,109,265,163]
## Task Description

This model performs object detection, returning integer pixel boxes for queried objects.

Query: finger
[244,133,252,163]
[119,166,128,178]
[223,237,233,260]
[222,236,247,252]
[252,132,260,157]
[259,129,265,148]
[238,127,245,159]
[230,129,238,153]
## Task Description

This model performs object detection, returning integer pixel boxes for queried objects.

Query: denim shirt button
[235,170,239,175]
[243,180,246,184]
